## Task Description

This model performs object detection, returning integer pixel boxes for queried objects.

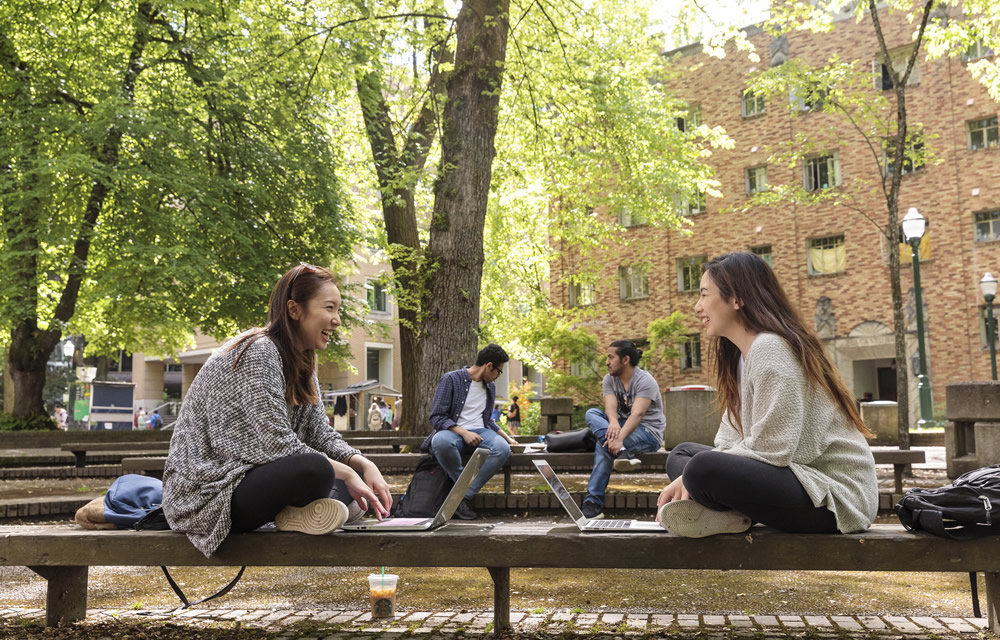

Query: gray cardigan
[163,334,360,557]
[714,332,878,533]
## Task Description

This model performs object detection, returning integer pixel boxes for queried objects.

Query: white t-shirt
[456,381,488,430]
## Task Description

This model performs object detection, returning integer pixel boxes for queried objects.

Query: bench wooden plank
[2,524,998,633]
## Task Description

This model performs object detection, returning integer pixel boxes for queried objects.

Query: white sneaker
[275,498,348,535]
[657,500,751,538]
[346,500,366,524]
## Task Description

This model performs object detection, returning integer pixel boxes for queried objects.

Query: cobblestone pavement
[0,607,990,639]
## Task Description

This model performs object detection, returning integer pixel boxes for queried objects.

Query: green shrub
[0,412,58,432]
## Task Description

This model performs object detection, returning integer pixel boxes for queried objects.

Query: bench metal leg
[986,571,1000,634]
[74,452,86,468]
[487,566,510,635]
[28,566,88,626]
[893,464,903,495]
[503,467,511,495]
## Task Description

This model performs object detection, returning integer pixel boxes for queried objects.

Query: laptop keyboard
[587,520,631,529]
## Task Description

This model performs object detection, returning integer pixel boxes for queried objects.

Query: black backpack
[895,464,1000,619]
[394,455,455,518]
[895,464,1000,540]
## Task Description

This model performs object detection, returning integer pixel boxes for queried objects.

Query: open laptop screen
[532,459,587,524]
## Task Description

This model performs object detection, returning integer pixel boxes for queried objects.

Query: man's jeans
[583,408,662,510]
[431,427,511,499]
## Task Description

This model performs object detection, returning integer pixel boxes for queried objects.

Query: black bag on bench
[895,464,1000,539]
[544,428,596,453]
[394,455,455,518]
[895,463,1000,617]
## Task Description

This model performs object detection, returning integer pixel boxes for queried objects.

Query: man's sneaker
[581,502,604,520]
[275,498,348,535]
[453,497,479,521]
[613,449,642,472]
[657,500,751,538]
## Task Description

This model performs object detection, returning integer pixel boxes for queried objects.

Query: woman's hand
[358,459,393,516]
[342,468,390,520]
[656,476,689,514]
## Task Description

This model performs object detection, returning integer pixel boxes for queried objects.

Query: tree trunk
[869,0,935,450]
[416,0,510,428]
[6,326,57,416]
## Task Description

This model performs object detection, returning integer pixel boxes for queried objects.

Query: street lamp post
[981,273,998,381]
[901,207,934,427]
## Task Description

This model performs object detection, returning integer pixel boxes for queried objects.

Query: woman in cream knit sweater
[656,252,878,538]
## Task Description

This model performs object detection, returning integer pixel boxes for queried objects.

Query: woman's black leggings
[230,453,336,534]
[666,442,838,533]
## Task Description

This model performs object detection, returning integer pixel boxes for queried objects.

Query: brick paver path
[0,607,988,638]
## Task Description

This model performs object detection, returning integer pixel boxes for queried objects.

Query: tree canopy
[1,0,358,414]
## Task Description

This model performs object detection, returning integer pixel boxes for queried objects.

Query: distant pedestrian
[367,399,382,431]
[138,407,149,430]
[506,397,521,435]
[53,403,68,430]
[149,410,164,430]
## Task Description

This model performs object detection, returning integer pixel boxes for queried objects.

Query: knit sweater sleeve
[718,336,807,467]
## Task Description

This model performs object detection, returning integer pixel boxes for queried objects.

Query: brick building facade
[550,7,1000,427]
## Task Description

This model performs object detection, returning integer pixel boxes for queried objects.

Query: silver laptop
[342,448,488,531]
[533,459,664,532]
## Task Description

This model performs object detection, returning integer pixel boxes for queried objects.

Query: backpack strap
[913,508,984,541]
[161,565,246,609]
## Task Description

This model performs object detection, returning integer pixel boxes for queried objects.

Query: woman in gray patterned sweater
[656,252,878,538]
[163,264,392,557]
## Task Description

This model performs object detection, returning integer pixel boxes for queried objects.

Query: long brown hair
[704,252,872,437]
[229,263,336,405]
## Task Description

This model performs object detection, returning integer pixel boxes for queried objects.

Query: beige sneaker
[275,498,348,535]
[345,500,366,524]
[657,500,751,538]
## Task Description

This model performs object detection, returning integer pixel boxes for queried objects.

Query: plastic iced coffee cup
[368,573,398,618]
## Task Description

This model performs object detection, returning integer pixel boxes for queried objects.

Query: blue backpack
[103,473,244,607]
[103,474,167,529]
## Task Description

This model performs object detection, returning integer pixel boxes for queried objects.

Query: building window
[676,104,702,132]
[791,82,828,111]
[619,265,649,301]
[968,117,999,151]
[741,89,765,117]
[975,210,1000,243]
[750,245,773,266]
[745,166,768,195]
[883,137,925,176]
[618,208,644,227]
[963,40,994,62]
[166,363,183,373]
[980,306,999,349]
[677,191,706,216]
[677,256,706,292]
[366,348,380,381]
[807,235,846,275]
[875,47,919,91]
[366,278,388,313]
[680,334,702,371]
[803,154,840,191]
[569,281,596,307]
[569,361,583,377]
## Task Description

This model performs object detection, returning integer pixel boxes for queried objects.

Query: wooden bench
[61,442,171,467]
[1,523,997,633]
[122,449,925,495]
